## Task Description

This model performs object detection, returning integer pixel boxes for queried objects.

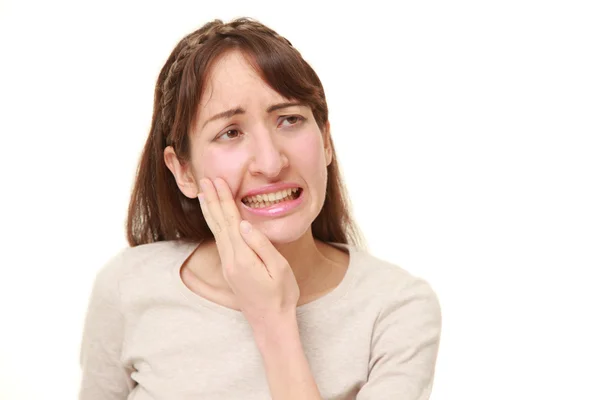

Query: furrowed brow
[202,101,306,129]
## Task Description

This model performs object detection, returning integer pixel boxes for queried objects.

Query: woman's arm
[196,179,322,398]
[252,311,322,400]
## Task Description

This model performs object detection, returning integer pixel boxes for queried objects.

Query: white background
[1,0,598,399]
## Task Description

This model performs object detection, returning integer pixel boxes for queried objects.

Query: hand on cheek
[197,178,300,327]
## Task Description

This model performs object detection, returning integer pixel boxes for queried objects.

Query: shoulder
[93,239,196,286]
[346,248,442,398]
[349,245,432,295]
[350,246,442,324]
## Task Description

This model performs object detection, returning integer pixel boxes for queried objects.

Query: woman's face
[171,50,332,244]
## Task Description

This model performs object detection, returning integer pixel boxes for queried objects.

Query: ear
[323,121,333,166]
[164,146,200,199]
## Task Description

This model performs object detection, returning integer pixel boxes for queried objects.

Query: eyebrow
[201,101,305,129]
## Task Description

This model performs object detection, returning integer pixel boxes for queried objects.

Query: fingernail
[240,220,252,234]
[198,193,205,204]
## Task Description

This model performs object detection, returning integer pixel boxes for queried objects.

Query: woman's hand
[197,177,300,329]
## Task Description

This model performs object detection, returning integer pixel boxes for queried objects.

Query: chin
[254,218,312,245]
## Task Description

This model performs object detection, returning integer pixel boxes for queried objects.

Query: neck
[272,230,329,286]
[200,230,331,290]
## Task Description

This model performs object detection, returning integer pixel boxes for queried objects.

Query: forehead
[199,50,286,111]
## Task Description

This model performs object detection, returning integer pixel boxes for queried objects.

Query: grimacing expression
[177,50,332,244]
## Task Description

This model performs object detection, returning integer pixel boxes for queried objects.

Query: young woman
[79,17,442,400]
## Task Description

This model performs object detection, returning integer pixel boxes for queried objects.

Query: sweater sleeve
[356,277,442,400]
[78,250,135,400]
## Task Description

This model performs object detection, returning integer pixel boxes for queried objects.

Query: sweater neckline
[170,239,358,321]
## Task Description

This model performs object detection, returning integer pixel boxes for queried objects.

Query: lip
[240,182,302,199]
[240,188,304,218]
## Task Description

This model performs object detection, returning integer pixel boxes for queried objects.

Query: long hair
[126,17,366,250]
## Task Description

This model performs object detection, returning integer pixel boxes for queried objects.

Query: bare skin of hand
[197,177,300,329]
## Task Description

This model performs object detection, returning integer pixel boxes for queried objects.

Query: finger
[198,178,233,261]
[239,220,288,275]
[213,178,258,262]
[212,177,242,234]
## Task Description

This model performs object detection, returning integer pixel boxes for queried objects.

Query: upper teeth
[244,188,299,203]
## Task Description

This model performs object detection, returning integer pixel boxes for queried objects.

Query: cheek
[294,133,325,164]
[292,133,327,173]
[200,148,245,194]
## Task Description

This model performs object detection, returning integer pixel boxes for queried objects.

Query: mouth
[241,188,303,209]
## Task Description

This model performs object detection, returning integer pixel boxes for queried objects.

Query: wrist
[251,310,300,352]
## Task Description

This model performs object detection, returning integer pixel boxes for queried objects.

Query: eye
[216,128,242,141]
[280,115,305,128]
[216,115,305,142]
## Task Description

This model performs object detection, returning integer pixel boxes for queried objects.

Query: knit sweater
[78,240,442,399]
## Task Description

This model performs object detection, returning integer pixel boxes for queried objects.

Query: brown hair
[126,17,366,250]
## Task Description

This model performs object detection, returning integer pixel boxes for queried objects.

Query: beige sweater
[79,240,442,400]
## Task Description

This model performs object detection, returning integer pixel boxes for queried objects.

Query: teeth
[243,188,299,205]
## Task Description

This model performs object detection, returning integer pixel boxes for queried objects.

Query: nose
[247,129,289,179]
